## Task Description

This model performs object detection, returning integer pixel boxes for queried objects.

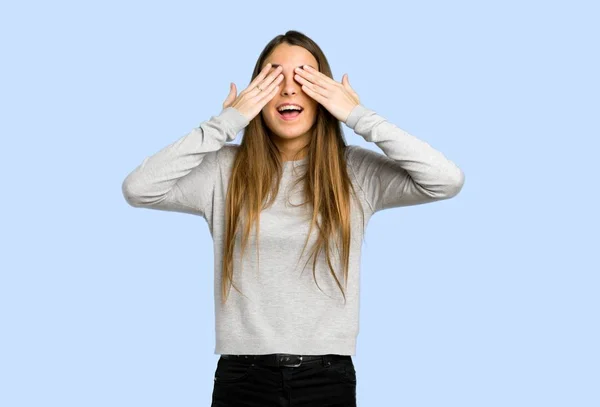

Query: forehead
[263,44,318,70]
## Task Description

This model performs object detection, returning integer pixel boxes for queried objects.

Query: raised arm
[345,104,465,213]
[121,107,249,217]
[122,63,285,218]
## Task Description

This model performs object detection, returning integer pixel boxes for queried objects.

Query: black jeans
[211,354,357,406]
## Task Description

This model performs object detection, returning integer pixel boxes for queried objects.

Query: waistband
[221,353,351,368]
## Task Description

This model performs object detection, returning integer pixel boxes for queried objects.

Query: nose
[280,68,301,96]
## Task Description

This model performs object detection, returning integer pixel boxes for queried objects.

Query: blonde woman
[122,30,464,406]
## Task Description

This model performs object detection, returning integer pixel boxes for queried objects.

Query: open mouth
[277,109,303,121]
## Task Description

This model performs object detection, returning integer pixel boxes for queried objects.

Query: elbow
[121,175,170,208]
[444,168,465,198]
[121,176,143,207]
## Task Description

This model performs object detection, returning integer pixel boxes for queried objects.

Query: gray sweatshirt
[121,104,464,356]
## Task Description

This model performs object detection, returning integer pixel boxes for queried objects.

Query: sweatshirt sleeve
[121,106,249,218]
[345,104,465,213]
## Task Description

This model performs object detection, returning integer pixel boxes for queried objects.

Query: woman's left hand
[294,65,360,123]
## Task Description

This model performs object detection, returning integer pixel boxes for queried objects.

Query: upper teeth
[278,105,302,112]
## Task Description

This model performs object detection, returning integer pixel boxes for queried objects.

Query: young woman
[122,30,464,406]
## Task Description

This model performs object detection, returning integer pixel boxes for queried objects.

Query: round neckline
[283,156,308,166]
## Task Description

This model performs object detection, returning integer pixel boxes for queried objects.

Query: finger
[246,63,276,94]
[342,74,353,93]
[296,74,329,98]
[258,83,280,104]
[295,69,326,90]
[223,83,236,107]
[297,65,336,89]
[342,74,349,87]
[301,83,325,105]
[255,66,283,93]
[260,73,283,98]
[342,74,359,99]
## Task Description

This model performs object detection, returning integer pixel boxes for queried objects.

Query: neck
[270,131,311,162]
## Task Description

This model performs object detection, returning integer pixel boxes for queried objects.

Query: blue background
[2,0,598,406]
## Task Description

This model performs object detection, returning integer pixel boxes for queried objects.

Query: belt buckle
[280,355,303,367]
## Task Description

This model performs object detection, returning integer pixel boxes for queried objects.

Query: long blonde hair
[222,30,366,305]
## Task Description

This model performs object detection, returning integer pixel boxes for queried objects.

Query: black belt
[221,353,351,368]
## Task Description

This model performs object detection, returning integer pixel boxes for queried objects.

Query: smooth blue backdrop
[2,0,598,406]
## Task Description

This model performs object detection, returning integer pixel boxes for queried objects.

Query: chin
[265,118,308,137]
[273,127,307,138]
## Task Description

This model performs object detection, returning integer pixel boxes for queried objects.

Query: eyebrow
[270,63,316,70]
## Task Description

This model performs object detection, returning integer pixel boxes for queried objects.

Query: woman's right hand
[222,63,284,122]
